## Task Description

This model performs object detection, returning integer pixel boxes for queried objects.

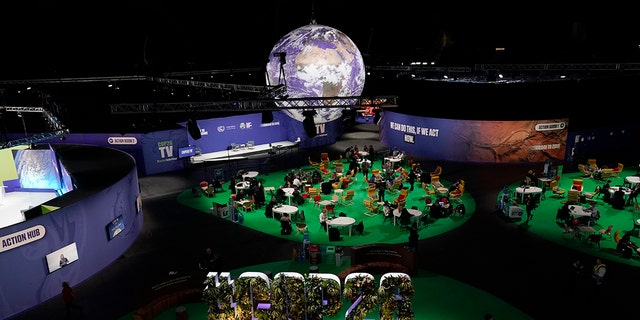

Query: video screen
[105,215,126,240]
[46,243,79,273]
[13,148,61,190]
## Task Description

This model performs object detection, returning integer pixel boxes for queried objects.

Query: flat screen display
[105,215,126,240]
[46,243,79,273]
[178,146,196,158]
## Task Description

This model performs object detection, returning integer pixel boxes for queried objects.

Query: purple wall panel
[0,162,142,319]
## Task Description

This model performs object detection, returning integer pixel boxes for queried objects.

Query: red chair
[313,195,322,207]
[325,204,336,216]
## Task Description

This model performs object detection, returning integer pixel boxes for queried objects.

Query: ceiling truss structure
[0,106,70,149]
[109,96,398,114]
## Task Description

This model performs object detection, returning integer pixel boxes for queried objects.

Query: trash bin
[176,305,188,320]
[309,244,320,264]
[335,247,343,266]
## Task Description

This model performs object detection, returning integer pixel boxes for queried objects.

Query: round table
[393,208,422,225]
[242,171,259,180]
[283,187,295,205]
[272,204,298,220]
[515,186,543,202]
[326,216,356,237]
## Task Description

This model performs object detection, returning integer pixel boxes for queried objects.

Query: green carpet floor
[177,164,475,247]
[131,165,638,320]
[502,168,640,267]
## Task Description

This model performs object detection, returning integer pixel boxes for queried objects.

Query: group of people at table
[218,146,466,237]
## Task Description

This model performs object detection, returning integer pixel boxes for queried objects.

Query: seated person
[556,203,571,222]
[319,209,328,231]
[618,231,639,257]
[280,213,292,235]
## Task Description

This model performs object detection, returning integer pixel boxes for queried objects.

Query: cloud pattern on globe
[266,23,366,123]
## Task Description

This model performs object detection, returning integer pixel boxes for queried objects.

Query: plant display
[270,274,306,320]
[233,276,271,320]
[378,275,415,320]
[306,276,342,319]
[202,275,235,320]
[343,274,378,320]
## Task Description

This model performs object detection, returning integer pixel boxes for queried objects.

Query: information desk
[190,140,298,164]
[326,216,356,237]
[392,208,422,225]
[514,186,543,202]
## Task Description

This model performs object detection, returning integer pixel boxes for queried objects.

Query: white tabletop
[393,208,422,218]
[358,151,369,157]
[609,186,632,195]
[384,157,402,163]
[272,204,298,215]
[625,176,640,185]
[242,171,259,179]
[568,205,591,217]
[235,181,251,190]
[327,216,356,227]
[515,186,543,194]
[283,187,295,196]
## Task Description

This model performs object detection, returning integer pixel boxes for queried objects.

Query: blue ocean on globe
[266,23,366,123]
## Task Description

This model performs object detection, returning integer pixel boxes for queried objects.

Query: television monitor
[46,243,79,273]
[178,146,196,158]
[106,215,126,240]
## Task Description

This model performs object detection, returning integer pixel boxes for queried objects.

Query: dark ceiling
[1,3,639,136]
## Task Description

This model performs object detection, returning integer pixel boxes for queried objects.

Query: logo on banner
[0,225,46,252]
[535,122,565,131]
[217,126,225,133]
[108,137,138,145]
[239,122,253,129]
[157,140,177,163]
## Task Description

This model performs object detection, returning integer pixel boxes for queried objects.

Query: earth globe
[265,23,366,123]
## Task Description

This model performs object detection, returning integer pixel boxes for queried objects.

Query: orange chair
[599,225,613,240]
[430,165,443,177]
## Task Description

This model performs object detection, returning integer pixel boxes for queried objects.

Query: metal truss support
[109,96,398,114]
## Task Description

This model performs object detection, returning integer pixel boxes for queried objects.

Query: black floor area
[8,123,638,320]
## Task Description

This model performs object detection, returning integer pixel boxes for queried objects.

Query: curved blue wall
[0,146,143,319]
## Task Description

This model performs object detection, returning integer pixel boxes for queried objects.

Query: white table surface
[327,216,356,237]
[515,186,543,201]
[242,171,259,180]
[272,204,298,216]
[283,187,295,204]
[626,176,640,185]
[393,208,422,225]
[569,205,591,217]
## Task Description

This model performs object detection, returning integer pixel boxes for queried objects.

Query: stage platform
[0,191,58,229]
[190,141,299,164]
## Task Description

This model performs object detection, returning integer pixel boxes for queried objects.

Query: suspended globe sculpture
[265,23,366,123]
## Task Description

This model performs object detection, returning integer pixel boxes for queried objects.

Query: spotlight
[302,110,317,138]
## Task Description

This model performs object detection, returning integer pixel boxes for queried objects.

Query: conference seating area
[178,156,475,247]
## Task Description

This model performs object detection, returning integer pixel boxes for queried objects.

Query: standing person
[591,258,606,295]
[408,167,417,191]
[361,160,370,182]
[377,179,386,202]
[568,258,584,291]
[368,144,375,163]
[61,281,82,319]
[525,194,536,221]
[319,209,328,231]
[198,247,219,272]
[601,179,612,203]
